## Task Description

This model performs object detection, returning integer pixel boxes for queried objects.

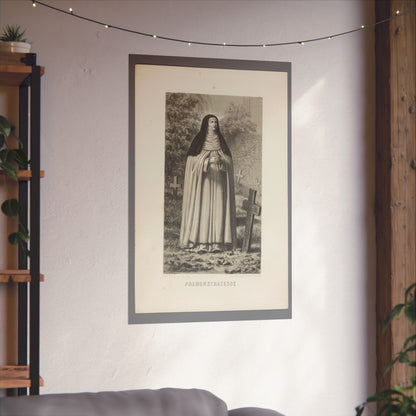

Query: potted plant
[356,283,416,416]
[0,115,30,256]
[0,24,31,53]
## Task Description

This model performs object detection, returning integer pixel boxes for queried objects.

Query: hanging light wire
[30,0,416,48]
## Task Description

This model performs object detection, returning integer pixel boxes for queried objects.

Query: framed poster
[128,54,291,324]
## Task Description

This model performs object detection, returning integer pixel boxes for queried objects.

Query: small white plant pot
[0,41,31,53]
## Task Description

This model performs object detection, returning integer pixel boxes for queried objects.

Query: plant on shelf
[0,24,27,42]
[356,283,416,416]
[0,24,31,53]
[0,115,30,257]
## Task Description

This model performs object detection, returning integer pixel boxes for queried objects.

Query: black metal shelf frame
[17,53,42,396]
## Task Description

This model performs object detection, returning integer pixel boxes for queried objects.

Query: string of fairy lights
[30,0,416,48]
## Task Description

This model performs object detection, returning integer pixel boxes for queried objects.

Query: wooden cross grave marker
[235,169,244,184]
[169,176,182,196]
[242,188,262,253]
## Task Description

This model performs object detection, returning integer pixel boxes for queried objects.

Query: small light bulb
[104,24,109,29]
[396,10,400,15]
[328,36,332,40]
[223,42,226,46]
[32,1,36,7]
[299,41,305,45]
[69,7,73,13]
[188,42,191,46]
[262,44,266,48]
[361,25,365,29]
[153,35,157,39]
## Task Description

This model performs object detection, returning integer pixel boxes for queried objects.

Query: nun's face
[207,117,218,133]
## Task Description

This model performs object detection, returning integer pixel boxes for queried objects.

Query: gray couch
[0,388,284,416]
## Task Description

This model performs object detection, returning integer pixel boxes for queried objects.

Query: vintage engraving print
[163,92,262,275]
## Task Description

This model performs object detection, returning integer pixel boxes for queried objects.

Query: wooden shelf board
[0,366,44,389]
[0,170,45,180]
[0,270,45,283]
[0,52,30,66]
[17,170,45,180]
[0,55,45,87]
[0,69,45,87]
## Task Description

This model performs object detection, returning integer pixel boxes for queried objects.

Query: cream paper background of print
[134,64,288,314]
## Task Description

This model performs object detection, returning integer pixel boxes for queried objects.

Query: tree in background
[220,102,257,148]
[221,101,262,196]
[164,93,204,182]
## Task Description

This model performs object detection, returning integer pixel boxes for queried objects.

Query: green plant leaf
[0,134,5,149]
[404,334,416,349]
[0,115,12,137]
[18,223,29,241]
[1,198,21,217]
[405,302,416,324]
[8,229,29,247]
[3,149,18,163]
[405,283,416,301]
[0,161,18,180]
[397,351,410,364]
[355,404,365,416]
[384,356,398,376]
[0,147,25,166]
[383,303,405,332]
[8,232,19,245]
[399,396,415,415]
[21,244,31,258]
[0,148,10,162]
[0,24,27,42]
[404,343,416,354]
[393,384,414,393]
[12,149,28,168]
[366,389,404,402]
[17,230,28,243]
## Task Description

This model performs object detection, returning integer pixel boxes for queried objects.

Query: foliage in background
[0,115,30,257]
[0,24,27,42]
[356,283,416,416]
[220,102,257,147]
[220,101,262,196]
[164,93,262,193]
[164,93,203,180]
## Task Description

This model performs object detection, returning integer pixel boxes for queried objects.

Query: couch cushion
[0,388,229,416]
[229,407,285,416]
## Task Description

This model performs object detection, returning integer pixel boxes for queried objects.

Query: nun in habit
[179,114,237,253]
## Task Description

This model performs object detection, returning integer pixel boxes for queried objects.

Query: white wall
[0,1,376,415]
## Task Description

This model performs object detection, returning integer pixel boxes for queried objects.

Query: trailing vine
[0,115,30,258]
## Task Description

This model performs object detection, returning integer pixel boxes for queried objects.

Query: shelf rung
[0,270,45,283]
[0,52,45,86]
[0,170,45,181]
[17,170,45,180]
[0,366,44,389]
